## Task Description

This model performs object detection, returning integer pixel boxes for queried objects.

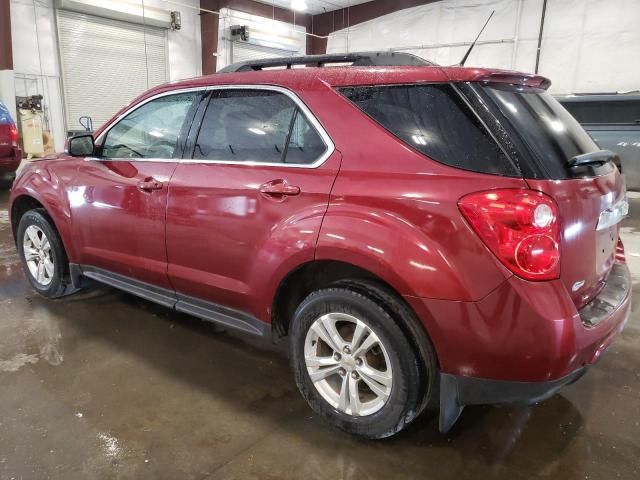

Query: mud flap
[439,373,464,433]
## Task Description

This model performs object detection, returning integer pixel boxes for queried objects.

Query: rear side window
[339,84,519,176]
[193,89,327,164]
[559,99,640,125]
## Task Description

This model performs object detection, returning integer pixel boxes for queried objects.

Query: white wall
[146,0,202,81]
[9,0,202,152]
[326,0,640,94]
[216,8,307,71]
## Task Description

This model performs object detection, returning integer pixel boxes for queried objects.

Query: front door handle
[259,179,301,197]
[138,178,164,192]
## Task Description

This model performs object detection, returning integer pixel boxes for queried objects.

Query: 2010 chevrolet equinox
[9,52,631,438]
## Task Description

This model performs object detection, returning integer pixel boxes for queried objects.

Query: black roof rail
[218,51,435,73]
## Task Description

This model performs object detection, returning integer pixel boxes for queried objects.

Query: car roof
[96,64,550,138]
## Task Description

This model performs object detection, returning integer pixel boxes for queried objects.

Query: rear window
[559,99,640,125]
[475,84,613,179]
[339,84,519,177]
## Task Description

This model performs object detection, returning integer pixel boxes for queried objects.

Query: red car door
[166,87,340,321]
[70,90,202,290]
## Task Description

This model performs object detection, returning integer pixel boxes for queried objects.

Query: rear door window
[193,89,327,165]
[339,84,519,176]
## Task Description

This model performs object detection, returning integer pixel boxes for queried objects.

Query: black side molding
[72,264,268,337]
[81,265,176,308]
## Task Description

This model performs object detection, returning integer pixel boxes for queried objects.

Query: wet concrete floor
[0,185,639,480]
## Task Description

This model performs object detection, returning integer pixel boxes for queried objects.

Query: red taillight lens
[9,124,18,147]
[615,238,626,263]
[459,189,560,281]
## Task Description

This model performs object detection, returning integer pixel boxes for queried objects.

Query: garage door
[231,41,295,64]
[57,10,168,131]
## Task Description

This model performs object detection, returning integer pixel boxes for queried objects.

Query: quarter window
[340,84,518,176]
[101,92,197,159]
[193,89,327,165]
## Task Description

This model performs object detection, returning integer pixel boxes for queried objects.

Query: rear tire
[289,287,430,439]
[17,209,75,298]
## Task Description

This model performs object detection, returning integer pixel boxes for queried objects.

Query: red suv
[0,101,21,183]
[9,53,631,439]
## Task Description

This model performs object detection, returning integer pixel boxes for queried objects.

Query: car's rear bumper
[0,148,22,175]
[438,367,588,432]
[405,262,631,432]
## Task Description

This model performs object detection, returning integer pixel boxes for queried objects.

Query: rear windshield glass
[339,84,519,177]
[477,85,611,179]
[559,99,640,125]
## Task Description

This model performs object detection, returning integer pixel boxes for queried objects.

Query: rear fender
[316,204,509,302]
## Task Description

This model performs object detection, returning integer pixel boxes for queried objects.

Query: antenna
[459,10,495,66]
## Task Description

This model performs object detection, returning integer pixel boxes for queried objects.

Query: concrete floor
[1,185,639,480]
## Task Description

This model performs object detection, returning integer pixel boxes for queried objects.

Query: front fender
[9,159,79,261]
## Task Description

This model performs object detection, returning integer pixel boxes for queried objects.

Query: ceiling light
[291,0,308,12]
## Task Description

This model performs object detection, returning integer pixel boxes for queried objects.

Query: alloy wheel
[23,225,55,286]
[304,312,393,417]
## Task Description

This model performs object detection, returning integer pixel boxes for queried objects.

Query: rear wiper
[568,150,617,168]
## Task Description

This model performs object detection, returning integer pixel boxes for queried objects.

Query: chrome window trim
[89,84,335,169]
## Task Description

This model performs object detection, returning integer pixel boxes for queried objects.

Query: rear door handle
[138,178,164,192]
[259,179,301,197]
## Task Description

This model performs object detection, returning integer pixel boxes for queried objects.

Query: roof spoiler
[476,72,552,90]
[442,68,551,90]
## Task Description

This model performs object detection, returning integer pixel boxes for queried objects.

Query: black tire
[16,209,75,298]
[289,286,433,439]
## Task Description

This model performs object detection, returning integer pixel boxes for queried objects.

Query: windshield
[475,84,613,179]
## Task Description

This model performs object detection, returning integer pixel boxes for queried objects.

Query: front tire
[17,209,73,298]
[289,287,428,439]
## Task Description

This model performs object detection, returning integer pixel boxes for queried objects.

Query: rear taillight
[9,124,18,147]
[615,239,626,263]
[459,189,560,281]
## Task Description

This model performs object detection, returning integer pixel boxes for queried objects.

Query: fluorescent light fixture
[248,128,266,135]
[412,135,427,146]
[291,0,308,11]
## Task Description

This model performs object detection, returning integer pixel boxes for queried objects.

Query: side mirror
[68,134,95,157]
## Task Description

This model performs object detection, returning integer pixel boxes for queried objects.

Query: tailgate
[528,171,626,308]
[471,82,627,308]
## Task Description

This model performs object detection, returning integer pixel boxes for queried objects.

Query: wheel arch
[271,259,440,365]
[10,194,46,240]
[274,259,441,418]
[10,193,76,262]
